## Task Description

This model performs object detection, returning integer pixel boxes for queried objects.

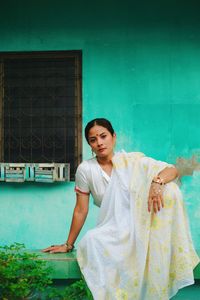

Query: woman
[43,118,199,300]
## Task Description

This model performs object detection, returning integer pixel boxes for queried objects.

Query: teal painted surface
[0,181,98,248]
[172,282,200,300]
[28,250,81,279]
[0,1,200,256]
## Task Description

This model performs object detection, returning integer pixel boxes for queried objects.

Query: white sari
[77,152,199,300]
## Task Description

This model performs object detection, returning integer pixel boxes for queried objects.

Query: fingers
[42,244,66,253]
[153,198,158,213]
[148,196,152,212]
[49,247,65,254]
[161,194,164,208]
[148,195,163,213]
[157,195,161,211]
[148,183,164,213]
[42,246,53,252]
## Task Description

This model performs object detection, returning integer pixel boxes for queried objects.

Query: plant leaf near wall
[0,243,52,299]
[0,243,93,300]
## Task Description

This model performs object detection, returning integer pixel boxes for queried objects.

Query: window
[0,51,82,180]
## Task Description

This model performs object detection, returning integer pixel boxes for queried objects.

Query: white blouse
[75,157,110,207]
[75,151,172,207]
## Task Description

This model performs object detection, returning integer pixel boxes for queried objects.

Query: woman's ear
[113,133,117,145]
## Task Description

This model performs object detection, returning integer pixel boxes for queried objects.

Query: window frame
[0,50,82,180]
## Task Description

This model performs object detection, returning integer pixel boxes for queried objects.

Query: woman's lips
[98,148,106,152]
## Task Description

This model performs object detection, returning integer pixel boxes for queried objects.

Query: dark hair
[85,118,115,143]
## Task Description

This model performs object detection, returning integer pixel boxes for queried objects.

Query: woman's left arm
[157,166,179,184]
[148,166,179,213]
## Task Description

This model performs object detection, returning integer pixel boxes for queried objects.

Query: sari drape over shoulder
[77,152,199,300]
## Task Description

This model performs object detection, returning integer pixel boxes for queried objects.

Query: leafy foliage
[0,243,93,300]
[0,243,52,299]
[45,279,93,300]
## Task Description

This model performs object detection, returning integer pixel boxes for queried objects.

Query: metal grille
[0,52,82,180]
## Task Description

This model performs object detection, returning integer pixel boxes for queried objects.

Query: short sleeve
[75,161,90,195]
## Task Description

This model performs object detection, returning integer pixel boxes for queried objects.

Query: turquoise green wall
[0,1,200,249]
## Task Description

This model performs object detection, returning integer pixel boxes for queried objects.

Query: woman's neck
[96,153,114,177]
[96,153,114,166]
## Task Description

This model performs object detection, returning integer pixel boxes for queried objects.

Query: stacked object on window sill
[0,163,70,183]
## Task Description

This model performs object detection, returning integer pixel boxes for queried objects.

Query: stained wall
[0,0,200,249]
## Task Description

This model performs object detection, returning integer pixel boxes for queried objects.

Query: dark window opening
[0,51,82,180]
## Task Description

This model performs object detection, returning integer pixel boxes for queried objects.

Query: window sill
[0,163,70,183]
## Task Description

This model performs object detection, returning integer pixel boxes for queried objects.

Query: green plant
[45,279,93,300]
[0,243,93,300]
[0,243,52,300]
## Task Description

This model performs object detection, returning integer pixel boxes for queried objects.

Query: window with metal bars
[0,51,82,180]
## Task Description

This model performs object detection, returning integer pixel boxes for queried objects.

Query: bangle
[152,176,165,185]
[64,242,74,252]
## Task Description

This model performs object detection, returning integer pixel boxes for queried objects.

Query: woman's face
[88,125,116,159]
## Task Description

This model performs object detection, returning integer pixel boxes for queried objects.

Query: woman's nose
[97,138,103,146]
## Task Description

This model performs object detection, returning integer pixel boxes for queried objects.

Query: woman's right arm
[42,193,89,253]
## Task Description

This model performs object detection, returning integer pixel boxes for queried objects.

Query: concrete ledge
[193,249,200,279]
[32,249,200,280]
[30,250,81,279]
[194,259,200,279]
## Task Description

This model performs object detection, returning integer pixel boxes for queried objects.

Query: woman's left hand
[148,182,164,213]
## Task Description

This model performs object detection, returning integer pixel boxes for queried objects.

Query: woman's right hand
[42,244,70,253]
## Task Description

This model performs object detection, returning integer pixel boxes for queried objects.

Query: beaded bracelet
[152,176,165,185]
[64,242,74,252]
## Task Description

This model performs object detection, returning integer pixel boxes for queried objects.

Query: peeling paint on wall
[0,0,200,251]
[176,154,200,177]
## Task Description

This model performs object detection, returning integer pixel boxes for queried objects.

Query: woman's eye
[101,135,106,139]
[89,139,95,143]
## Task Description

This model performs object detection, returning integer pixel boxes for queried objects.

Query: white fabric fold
[77,152,199,300]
